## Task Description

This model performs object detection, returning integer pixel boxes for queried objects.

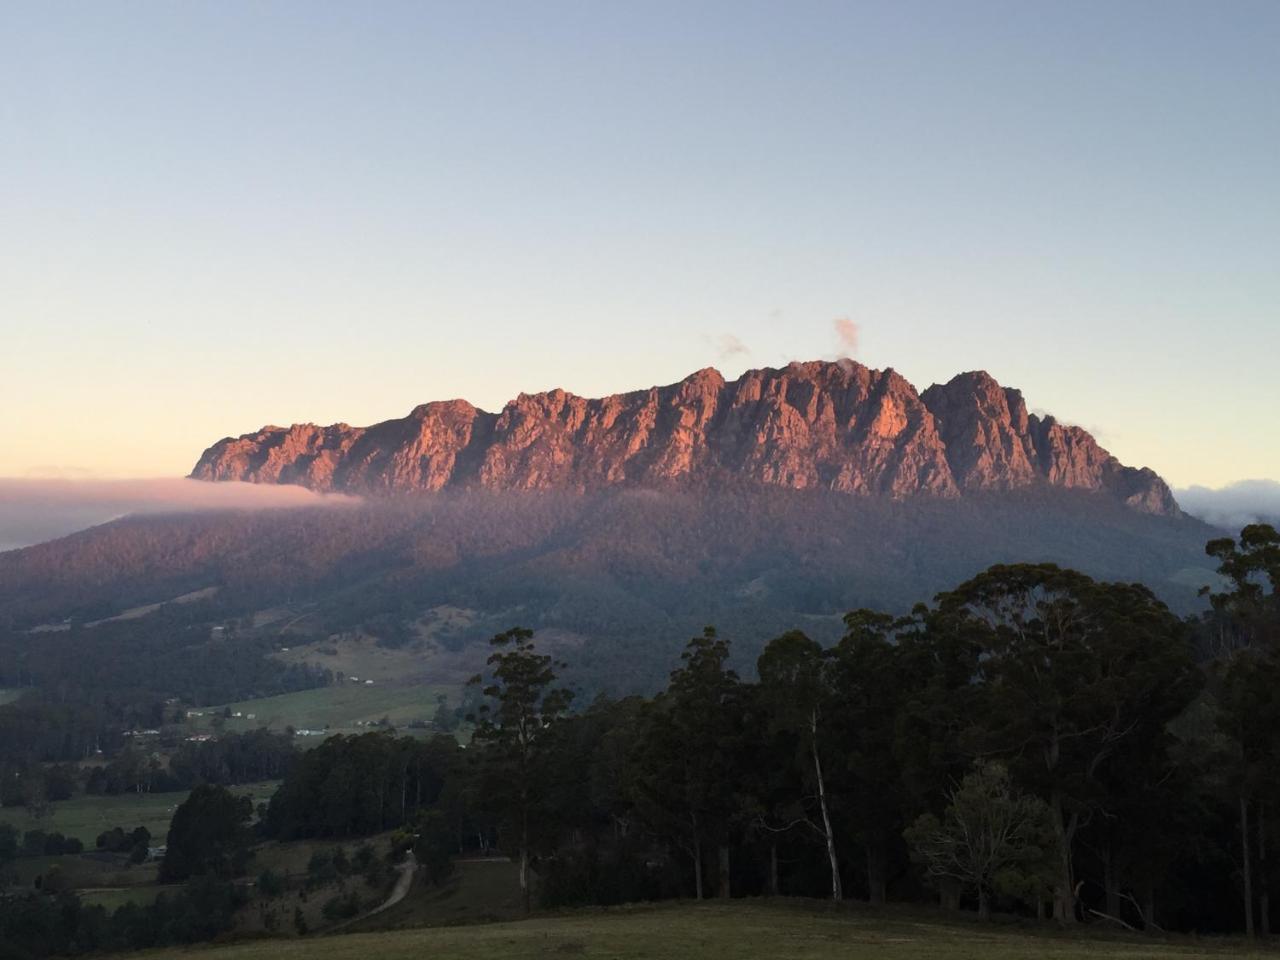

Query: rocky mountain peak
[191,362,1180,516]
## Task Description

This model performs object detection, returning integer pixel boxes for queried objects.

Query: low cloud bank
[0,478,359,552]
[1176,479,1280,531]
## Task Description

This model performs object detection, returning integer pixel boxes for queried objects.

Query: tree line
[257,523,1280,935]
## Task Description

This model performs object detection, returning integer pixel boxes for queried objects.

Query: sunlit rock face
[191,360,1180,516]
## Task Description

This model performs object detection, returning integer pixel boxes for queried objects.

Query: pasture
[190,683,456,736]
[131,900,1278,960]
[0,781,280,845]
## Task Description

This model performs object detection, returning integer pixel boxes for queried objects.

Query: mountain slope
[0,487,1218,691]
[191,361,1178,515]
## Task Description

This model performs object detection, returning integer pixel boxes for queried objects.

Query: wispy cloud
[717,334,751,359]
[833,317,859,358]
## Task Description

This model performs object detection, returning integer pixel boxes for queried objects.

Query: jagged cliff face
[191,361,1180,516]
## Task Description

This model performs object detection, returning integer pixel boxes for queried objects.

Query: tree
[890,603,986,911]
[906,761,1057,920]
[1215,645,1280,937]
[22,769,50,822]
[412,809,456,887]
[1206,524,1280,937]
[468,626,573,914]
[257,868,285,898]
[634,627,746,900]
[160,784,253,882]
[756,629,842,900]
[937,564,1200,923]
[828,610,910,905]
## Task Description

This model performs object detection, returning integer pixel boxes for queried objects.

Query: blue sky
[1,1,1277,486]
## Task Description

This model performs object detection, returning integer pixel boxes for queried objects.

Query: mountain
[2,360,1215,696]
[191,361,1178,516]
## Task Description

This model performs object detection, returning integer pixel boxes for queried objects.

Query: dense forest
[0,488,1219,692]
[1,523,1275,959]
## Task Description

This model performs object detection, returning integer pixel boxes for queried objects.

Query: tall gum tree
[636,627,744,899]
[757,630,842,901]
[1207,522,1280,938]
[936,564,1199,924]
[829,610,909,905]
[468,627,573,914]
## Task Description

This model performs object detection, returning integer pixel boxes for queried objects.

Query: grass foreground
[137,899,1275,960]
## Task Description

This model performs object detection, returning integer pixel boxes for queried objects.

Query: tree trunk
[693,844,704,900]
[1260,802,1270,938]
[940,877,961,912]
[866,841,887,906]
[691,811,703,900]
[978,885,991,921]
[769,841,780,897]
[1243,795,1256,938]
[519,805,530,915]
[810,714,842,901]
[1050,792,1076,924]
[1140,877,1157,933]
[718,845,731,899]
[1103,838,1121,919]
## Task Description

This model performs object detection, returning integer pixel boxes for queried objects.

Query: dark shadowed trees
[757,629,842,900]
[829,610,910,904]
[936,564,1199,923]
[160,784,253,882]
[635,627,746,899]
[468,626,574,914]
[1205,523,1280,937]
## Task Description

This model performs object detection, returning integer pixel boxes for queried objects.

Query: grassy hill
[128,900,1272,960]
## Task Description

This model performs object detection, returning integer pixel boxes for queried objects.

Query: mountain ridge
[191,361,1178,516]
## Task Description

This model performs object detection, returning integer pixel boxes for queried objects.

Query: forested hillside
[0,487,1218,697]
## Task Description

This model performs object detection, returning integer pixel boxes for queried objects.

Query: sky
[1,1,1277,488]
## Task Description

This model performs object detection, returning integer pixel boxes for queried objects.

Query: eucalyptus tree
[1206,524,1280,936]
[757,629,842,900]
[828,609,910,904]
[936,564,1199,924]
[468,626,574,914]
[634,627,744,899]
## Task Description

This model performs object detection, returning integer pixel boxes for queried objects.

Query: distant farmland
[0,782,279,846]
[187,682,459,737]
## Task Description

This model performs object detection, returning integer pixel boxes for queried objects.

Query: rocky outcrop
[919,371,1180,515]
[190,361,1180,516]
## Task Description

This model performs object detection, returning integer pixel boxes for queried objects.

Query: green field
[0,782,280,846]
[78,884,176,911]
[191,684,457,736]
[131,901,1276,960]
